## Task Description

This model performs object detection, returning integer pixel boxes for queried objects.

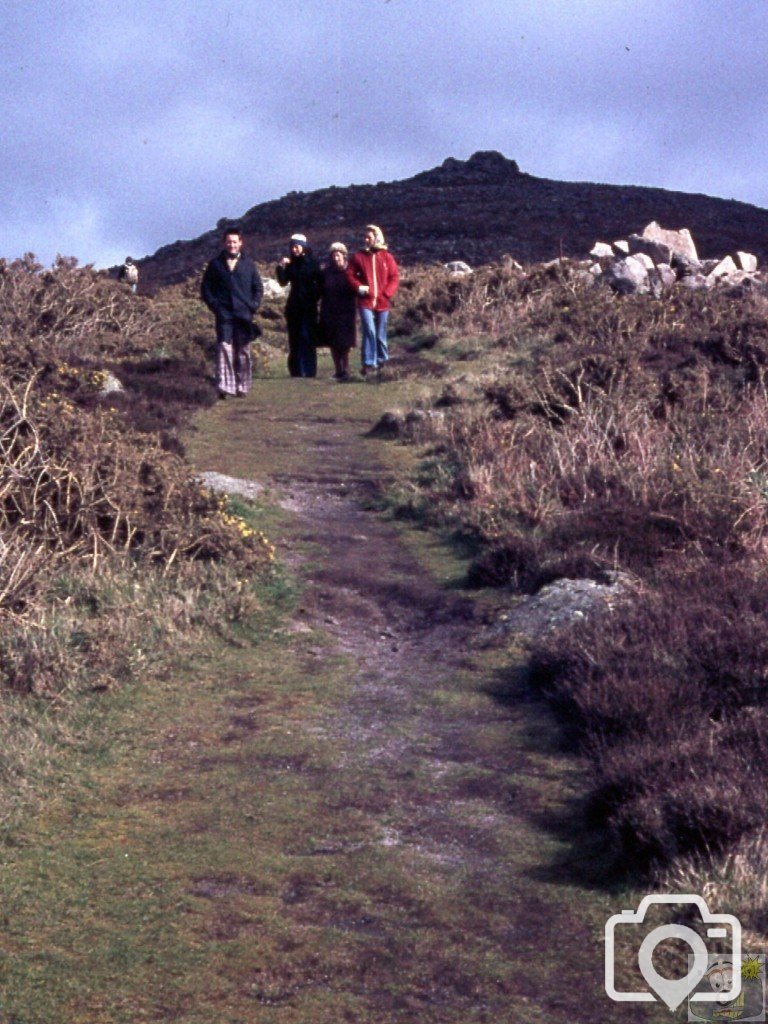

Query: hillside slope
[137,150,768,291]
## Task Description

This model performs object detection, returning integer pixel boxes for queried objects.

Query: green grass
[0,697,662,1024]
[0,651,602,1022]
[0,351,686,1023]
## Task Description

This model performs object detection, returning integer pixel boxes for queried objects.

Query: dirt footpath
[187,373,663,1023]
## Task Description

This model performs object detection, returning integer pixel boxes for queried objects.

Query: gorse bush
[0,257,277,723]
[0,254,178,364]
[0,255,283,445]
[0,254,286,822]
[0,255,274,556]
[0,255,222,453]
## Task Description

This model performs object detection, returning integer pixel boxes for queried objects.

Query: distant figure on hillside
[319,242,357,382]
[276,233,322,378]
[200,226,264,399]
[345,225,399,376]
[119,256,139,293]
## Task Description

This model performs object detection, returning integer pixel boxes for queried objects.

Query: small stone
[99,372,124,394]
[262,277,287,299]
[631,252,655,271]
[736,251,758,273]
[197,471,264,500]
[590,242,614,258]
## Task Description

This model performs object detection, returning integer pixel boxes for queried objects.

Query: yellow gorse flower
[218,511,276,561]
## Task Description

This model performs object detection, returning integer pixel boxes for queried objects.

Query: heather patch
[388,259,768,884]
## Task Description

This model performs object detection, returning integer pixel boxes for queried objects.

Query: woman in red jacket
[345,225,399,376]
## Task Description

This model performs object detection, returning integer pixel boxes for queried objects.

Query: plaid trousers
[216,315,253,395]
[217,340,252,394]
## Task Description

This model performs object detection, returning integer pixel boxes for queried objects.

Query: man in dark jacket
[201,227,264,398]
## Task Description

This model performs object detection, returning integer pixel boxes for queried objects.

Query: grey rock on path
[197,471,264,500]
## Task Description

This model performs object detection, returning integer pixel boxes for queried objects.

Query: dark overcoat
[319,263,357,350]
[276,252,322,322]
[201,252,264,339]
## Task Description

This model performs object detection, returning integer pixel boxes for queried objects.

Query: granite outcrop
[132,151,768,293]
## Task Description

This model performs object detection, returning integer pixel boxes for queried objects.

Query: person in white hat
[276,233,322,377]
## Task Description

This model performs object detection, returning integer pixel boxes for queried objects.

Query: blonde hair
[365,225,387,249]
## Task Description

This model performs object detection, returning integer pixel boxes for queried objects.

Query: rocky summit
[136,150,768,292]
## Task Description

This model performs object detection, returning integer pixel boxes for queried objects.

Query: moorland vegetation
[3,250,768,932]
[0,254,277,821]
[387,261,768,931]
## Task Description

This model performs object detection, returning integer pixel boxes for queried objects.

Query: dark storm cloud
[0,1,766,266]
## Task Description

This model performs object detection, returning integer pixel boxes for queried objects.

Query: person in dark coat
[200,227,263,398]
[276,233,322,378]
[319,242,358,381]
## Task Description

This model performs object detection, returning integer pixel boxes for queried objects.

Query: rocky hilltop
[136,151,768,292]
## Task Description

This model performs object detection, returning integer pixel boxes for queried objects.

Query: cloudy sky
[2,1,766,268]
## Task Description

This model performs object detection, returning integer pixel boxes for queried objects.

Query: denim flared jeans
[359,308,389,368]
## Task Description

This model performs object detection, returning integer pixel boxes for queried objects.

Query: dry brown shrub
[666,830,768,937]
[396,266,768,576]
[0,255,171,366]
[0,257,283,440]
[0,378,242,571]
[0,256,286,822]
[0,259,278,589]
[0,263,277,626]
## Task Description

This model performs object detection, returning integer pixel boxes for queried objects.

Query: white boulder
[631,252,655,271]
[604,255,650,294]
[678,274,709,291]
[641,221,699,262]
[590,242,614,259]
[707,255,739,282]
[656,264,677,289]
[262,277,287,299]
[737,251,758,273]
[628,234,672,265]
[444,260,473,275]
